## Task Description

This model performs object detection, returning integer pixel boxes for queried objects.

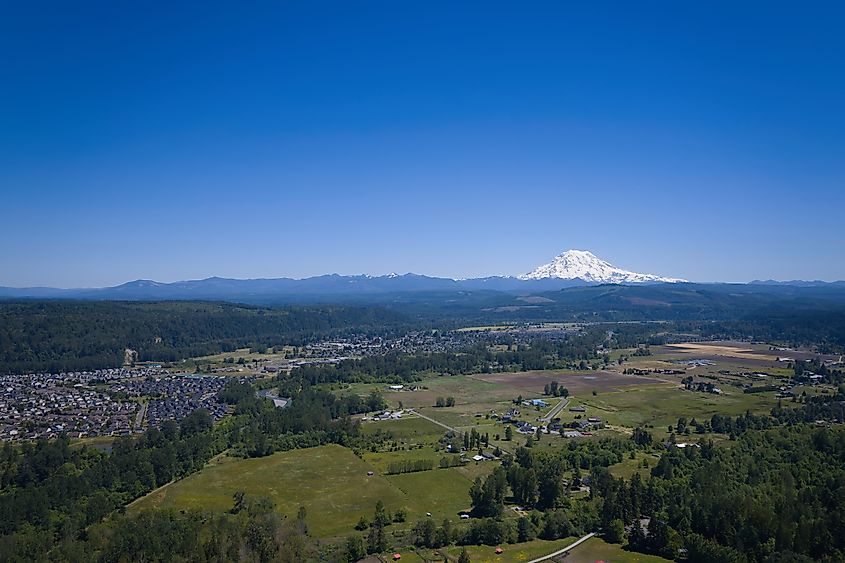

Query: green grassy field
[131,444,409,537]
[361,416,446,442]
[563,536,672,563]
[386,467,475,521]
[435,537,577,562]
[608,452,661,480]
[363,446,445,473]
[568,383,778,432]
[130,443,486,538]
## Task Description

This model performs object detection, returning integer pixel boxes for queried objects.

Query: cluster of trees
[386,459,434,475]
[0,301,411,374]
[346,501,405,561]
[792,358,843,383]
[468,439,634,520]
[435,396,456,407]
[773,386,845,424]
[685,309,845,354]
[439,456,466,468]
[230,383,387,458]
[542,380,569,397]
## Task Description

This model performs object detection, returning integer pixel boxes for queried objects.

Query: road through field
[526,532,596,563]
[539,398,569,423]
[408,409,457,432]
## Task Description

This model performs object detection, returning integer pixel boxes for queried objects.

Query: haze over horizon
[2,1,844,287]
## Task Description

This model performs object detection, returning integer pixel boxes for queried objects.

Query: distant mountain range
[0,249,841,303]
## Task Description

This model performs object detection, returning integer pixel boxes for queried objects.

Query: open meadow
[130,442,486,538]
[131,444,409,537]
[561,536,672,563]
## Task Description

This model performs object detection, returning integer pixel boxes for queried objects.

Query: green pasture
[130,444,408,538]
[563,536,672,563]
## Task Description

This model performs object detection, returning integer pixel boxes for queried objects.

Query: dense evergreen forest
[0,301,411,374]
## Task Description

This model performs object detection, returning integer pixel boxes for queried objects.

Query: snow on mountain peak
[518,249,686,284]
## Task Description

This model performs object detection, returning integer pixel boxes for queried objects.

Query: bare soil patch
[470,370,666,396]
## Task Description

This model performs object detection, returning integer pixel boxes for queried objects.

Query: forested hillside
[0,301,410,374]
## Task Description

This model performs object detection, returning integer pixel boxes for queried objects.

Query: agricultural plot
[361,415,446,442]
[568,384,778,432]
[130,442,487,539]
[386,467,476,521]
[471,369,666,396]
[363,446,445,473]
[384,376,515,409]
[131,444,409,538]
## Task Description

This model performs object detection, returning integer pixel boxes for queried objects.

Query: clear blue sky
[2,1,843,286]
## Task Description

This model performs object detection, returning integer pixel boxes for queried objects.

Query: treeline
[0,300,410,374]
[291,338,606,385]
[5,493,311,562]
[679,309,845,353]
[386,459,434,475]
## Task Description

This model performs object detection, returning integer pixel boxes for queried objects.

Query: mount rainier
[519,250,686,284]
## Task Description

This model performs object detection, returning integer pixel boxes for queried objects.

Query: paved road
[409,409,456,432]
[525,532,596,563]
[539,398,569,423]
[133,401,147,430]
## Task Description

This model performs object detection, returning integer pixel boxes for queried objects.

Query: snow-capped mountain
[519,250,686,284]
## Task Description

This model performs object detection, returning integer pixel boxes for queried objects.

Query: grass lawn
[361,416,447,443]
[130,444,408,538]
[608,452,661,480]
[69,435,115,452]
[386,467,475,521]
[363,446,445,473]
[562,536,672,563]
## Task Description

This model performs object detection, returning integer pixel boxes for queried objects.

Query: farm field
[471,370,667,396]
[131,444,409,538]
[565,384,778,432]
[361,415,446,442]
[384,376,516,409]
[385,467,478,521]
[130,442,487,539]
